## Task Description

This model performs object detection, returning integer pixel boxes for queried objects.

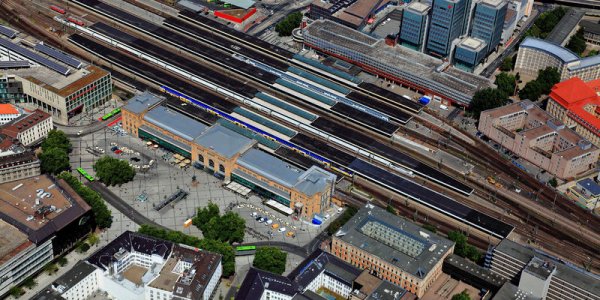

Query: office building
[470,0,507,54]
[33,231,223,300]
[515,38,600,82]
[479,101,599,180]
[0,109,52,146]
[566,178,600,210]
[304,19,493,106]
[454,37,487,71]
[0,29,112,125]
[547,77,600,148]
[580,19,600,45]
[399,2,431,51]
[0,151,40,183]
[236,249,414,300]
[0,175,93,297]
[501,6,518,44]
[426,0,468,57]
[486,239,600,300]
[121,92,336,218]
[331,204,454,298]
[0,104,21,125]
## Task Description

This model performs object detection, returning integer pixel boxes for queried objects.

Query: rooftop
[288,249,362,290]
[492,282,541,300]
[171,244,222,299]
[444,254,506,289]
[459,37,486,51]
[223,0,255,9]
[11,64,108,98]
[32,261,98,300]
[236,149,335,196]
[1,109,50,139]
[549,77,600,133]
[334,204,454,278]
[0,103,19,115]
[304,20,492,103]
[194,123,255,159]
[143,106,207,141]
[0,219,29,266]
[576,178,600,195]
[123,91,163,114]
[407,1,430,14]
[236,268,297,300]
[481,0,506,8]
[0,175,91,244]
[520,37,579,63]
[0,150,38,169]
[580,19,600,35]
[523,257,554,280]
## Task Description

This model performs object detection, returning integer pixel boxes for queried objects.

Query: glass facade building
[470,0,507,54]
[426,0,468,57]
[399,2,431,51]
[454,37,487,71]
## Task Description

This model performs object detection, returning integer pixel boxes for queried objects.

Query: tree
[8,286,24,298]
[548,177,558,187]
[469,88,509,119]
[253,247,287,275]
[218,212,246,244]
[448,231,481,262]
[93,155,135,186]
[326,206,358,235]
[192,203,246,243]
[275,12,303,36]
[77,242,90,253]
[58,256,68,267]
[566,28,586,55]
[22,277,37,289]
[39,147,70,175]
[587,50,599,57]
[499,56,514,72]
[494,72,516,96]
[519,80,544,101]
[452,290,471,300]
[422,223,437,233]
[44,263,58,275]
[193,202,221,233]
[87,233,100,246]
[536,67,561,94]
[42,129,72,153]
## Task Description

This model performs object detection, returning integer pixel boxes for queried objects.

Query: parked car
[251,212,257,217]
[278,227,286,233]
[265,219,273,225]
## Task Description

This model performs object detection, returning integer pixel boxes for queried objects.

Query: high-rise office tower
[399,2,431,52]
[426,0,468,57]
[471,0,507,54]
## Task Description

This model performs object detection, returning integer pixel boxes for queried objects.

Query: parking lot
[70,122,337,246]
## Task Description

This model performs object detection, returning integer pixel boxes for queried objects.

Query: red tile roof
[0,109,50,138]
[550,77,600,135]
[0,104,18,115]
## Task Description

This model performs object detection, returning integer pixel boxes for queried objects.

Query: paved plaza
[70,123,337,247]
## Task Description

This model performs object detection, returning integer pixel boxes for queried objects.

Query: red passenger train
[50,5,66,14]
[67,17,84,26]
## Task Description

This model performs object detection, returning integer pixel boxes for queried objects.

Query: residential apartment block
[515,38,600,82]
[331,204,454,298]
[486,239,600,300]
[0,151,40,184]
[33,231,222,300]
[121,92,336,219]
[478,101,599,179]
[0,104,22,125]
[546,77,600,148]
[0,109,52,146]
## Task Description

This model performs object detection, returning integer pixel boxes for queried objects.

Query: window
[209,159,214,168]
[219,164,225,173]
[198,154,204,163]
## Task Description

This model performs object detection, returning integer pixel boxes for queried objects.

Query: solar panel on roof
[0,60,30,69]
[0,25,17,39]
[0,38,70,75]
[34,43,82,68]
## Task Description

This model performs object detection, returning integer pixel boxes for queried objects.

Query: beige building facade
[478,101,599,179]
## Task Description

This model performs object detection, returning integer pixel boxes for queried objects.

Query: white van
[440,105,448,110]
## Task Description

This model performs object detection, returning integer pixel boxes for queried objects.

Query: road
[248,0,312,36]
[479,8,540,78]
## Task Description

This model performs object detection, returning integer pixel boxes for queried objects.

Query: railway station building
[330,204,454,298]
[486,239,600,300]
[121,93,336,218]
[0,34,112,125]
[32,231,222,300]
[0,175,94,298]
[478,100,599,180]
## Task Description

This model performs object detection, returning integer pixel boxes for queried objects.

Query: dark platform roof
[87,231,172,270]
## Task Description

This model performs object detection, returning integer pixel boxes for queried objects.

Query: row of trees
[94,156,136,186]
[138,224,236,277]
[192,202,246,244]
[525,6,567,39]
[58,172,113,229]
[518,67,561,102]
[448,231,482,262]
[39,130,72,175]
[325,206,358,235]
[275,12,302,36]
